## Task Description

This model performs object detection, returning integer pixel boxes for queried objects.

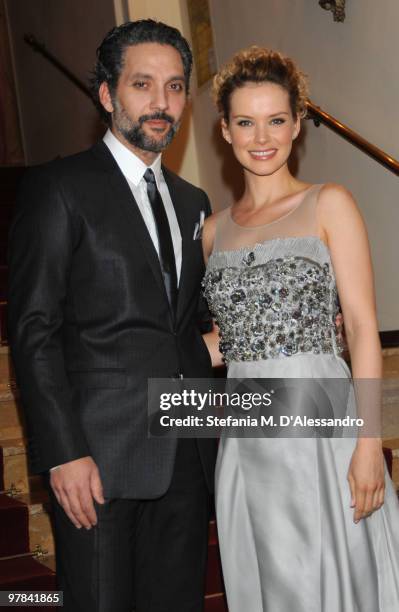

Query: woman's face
[222,81,300,177]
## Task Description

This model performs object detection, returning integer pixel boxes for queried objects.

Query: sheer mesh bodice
[202,184,344,363]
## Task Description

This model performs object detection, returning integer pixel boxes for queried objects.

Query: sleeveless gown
[202,185,399,611]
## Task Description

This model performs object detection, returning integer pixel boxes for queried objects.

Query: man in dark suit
[8,20,216,612]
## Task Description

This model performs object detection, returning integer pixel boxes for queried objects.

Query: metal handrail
[23,34,92,99]
[306,101,399,175]
[24,33,399,176]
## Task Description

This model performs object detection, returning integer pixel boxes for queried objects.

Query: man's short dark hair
[91,19,193,126]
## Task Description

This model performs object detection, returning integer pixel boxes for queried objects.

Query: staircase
[0,167,59,603]
[0,349,57,609]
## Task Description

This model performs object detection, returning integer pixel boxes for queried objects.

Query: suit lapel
[91,143,173,323]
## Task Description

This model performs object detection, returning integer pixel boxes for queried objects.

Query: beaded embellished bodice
[202,185,344,364]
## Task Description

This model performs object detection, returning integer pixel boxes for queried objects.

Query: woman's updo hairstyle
[212,46,309,121]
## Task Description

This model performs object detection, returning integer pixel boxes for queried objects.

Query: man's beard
[112,99,180,153]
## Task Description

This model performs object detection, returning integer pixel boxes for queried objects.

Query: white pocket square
[193,210,206,240]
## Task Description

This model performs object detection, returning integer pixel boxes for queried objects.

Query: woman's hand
[347,438,385,523]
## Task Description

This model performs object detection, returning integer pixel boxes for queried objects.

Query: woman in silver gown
[202,47,399,611]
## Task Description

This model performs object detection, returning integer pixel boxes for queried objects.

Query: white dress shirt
[103,129,182,283]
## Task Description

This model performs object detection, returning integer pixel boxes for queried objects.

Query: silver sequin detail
[242,251,255,266]
[202,254,343,364]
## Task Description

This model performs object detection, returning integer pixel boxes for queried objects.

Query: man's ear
[99,82,114,114]
[221,118,232,144]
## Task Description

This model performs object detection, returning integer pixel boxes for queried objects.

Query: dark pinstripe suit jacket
[7,141,217,498]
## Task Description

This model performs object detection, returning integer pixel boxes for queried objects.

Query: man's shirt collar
[103,129,162,187]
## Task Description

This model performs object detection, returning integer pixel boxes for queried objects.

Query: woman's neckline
[229,184,318,230]
[208,235,329,261]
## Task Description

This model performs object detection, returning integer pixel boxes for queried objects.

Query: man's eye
[133,81,148,88]
[237,120,252,127]
[169,82,183,91]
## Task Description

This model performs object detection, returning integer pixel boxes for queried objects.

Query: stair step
[383,438,399,489]
[0,494,29,557]
[0,438,29,493]
[0,346,13,381]
[382,350,399,441]
[0,556,56,590]
[383,437,399,450]
[382,401,399,440]
[16,490,55,556]
[36,553,56,573]
[381,350,399,442]
[0,399,25,440]
[0,487,54,569]
[382,378,399,403]
[0,380,17,402]
[392,455,399,490]
[382,348,399,378]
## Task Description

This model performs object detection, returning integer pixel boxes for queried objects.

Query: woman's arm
[318,183,385,523]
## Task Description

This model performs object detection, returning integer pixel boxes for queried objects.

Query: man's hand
[50,456,105,529]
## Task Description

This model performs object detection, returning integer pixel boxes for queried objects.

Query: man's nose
[150,85,168,111]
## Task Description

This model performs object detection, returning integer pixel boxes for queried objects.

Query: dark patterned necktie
[143,168,178,316]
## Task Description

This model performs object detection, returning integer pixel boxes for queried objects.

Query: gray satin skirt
[216,355,399,611]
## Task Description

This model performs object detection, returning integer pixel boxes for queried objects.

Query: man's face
[100,42,187,159]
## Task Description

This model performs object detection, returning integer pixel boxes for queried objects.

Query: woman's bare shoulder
[318,182,356,208]
[316,183,367,244]
[317,182,361,220]
[203,208,229,260]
